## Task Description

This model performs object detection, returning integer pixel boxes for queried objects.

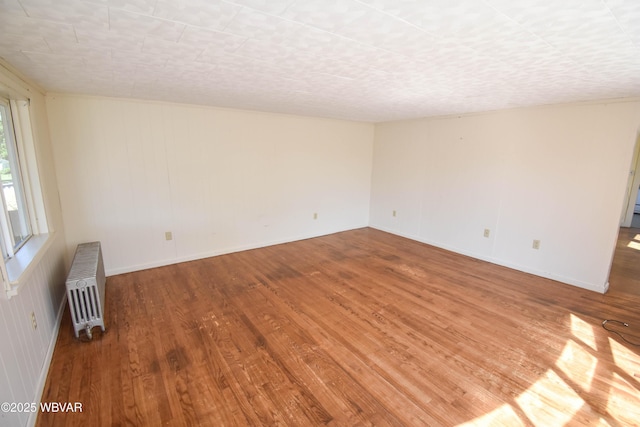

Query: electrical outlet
[533,239,541,250]
[313,213,318,220]
[165,231,173,241]
[483,228,490,238]
[393,210,397,217]
[31,312,37,330]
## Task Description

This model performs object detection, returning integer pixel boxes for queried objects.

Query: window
[0,98,32,259]
[0,90,50,298]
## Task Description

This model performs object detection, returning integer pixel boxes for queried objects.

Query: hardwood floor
[608,227,640,297]
[38,228,640,426]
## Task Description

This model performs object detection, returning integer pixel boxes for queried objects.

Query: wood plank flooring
[608,227,640,297]
[37,228,640,426]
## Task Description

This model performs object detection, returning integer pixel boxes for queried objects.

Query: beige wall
[47,94,640,292]
[0,62,67,427]
[370,101,640,292]
[47,94,374,275]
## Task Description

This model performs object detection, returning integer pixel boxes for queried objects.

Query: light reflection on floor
[457,313,640,426]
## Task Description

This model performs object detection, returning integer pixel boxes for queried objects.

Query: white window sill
[5,233,54,298]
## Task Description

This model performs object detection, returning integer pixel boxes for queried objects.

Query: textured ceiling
[0,0,639,122]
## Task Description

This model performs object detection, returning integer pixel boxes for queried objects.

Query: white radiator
[65,242,106,339]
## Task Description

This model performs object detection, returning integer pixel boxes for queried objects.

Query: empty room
[1,1,640,426]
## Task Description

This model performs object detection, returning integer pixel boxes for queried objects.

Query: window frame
[0,90,51,299]
[0,97,33,258]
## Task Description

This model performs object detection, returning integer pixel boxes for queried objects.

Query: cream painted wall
[370,101,640,293]
[0,62,67,427]
[46,95,374,275]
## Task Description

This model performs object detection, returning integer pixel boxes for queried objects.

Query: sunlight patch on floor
[515,370,584,426]
[608,338,640,381]
[626,241,640,250]
[458,316,640,426]
[606,372,640,425]
[556,340,597,392]
[456,404,524,427]
[570,313,597,350]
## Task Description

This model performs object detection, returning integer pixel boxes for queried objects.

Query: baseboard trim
[369,225,608,294]
[105,224,369,277]
[27,292,67,427]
